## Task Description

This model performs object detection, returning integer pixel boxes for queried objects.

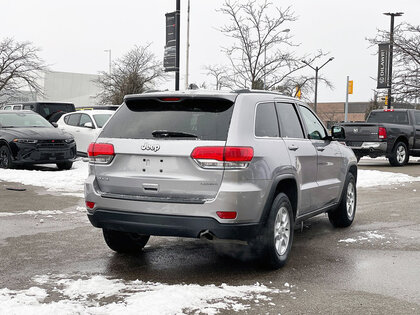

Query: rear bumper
[349,142,387,157]
[88,209,260,241]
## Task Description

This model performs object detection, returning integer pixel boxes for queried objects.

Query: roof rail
[232,89,286,96]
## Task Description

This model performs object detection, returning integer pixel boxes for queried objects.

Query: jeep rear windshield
[367,111,409,124]
[100,97,235,140]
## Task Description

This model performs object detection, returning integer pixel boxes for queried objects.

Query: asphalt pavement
[0,159,419,314]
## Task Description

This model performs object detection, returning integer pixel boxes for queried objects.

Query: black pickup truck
[338,109,420,166]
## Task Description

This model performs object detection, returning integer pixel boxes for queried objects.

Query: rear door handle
[317,147,325,152]
[288,145,299,151]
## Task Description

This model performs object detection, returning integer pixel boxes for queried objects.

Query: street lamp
[302,57,334,113]
[383,12,403,109]
[104,49,111,75]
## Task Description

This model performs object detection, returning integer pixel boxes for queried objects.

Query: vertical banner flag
[377,43,390,89]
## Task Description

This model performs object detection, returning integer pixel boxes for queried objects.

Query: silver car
[84,90,357,268]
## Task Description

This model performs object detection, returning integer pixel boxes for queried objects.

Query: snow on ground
[357,170,420,188]
[0,275,289,315]
[338,231,387,244]
[0,210,63,217]
[0,160,88,196]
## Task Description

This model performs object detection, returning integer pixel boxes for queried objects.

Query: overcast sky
[1,0,419,103]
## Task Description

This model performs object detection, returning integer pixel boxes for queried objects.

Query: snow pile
[0,160,88,195]
[0,275,282,314]
[357,170,420,188]
[338,231,386,244]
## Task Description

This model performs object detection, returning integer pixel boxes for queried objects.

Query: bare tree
[368,23,420,103]
[204,64,231,90]
[0,38,46,104]
[96,44,165,104]
[218,0,330,92]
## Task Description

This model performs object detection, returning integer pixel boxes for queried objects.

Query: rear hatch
[91,95,236,203]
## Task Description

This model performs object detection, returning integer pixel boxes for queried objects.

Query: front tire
[328,173,356,228]
[0,146,13,169]
[56,161,73,170]
[389,141,409,166]
[103,229,150,254]
[257,193,294,269]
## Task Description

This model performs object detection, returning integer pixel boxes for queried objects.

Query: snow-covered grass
[0,275,285,315]
[0,159,419,198]
[0,160,88,196]
[357,170,420,188]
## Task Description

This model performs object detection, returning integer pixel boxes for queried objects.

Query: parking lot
[0,158,419,314]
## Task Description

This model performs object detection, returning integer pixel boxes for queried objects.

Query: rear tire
[0,146,13,169]
[254,193,294,269]
[389,141,409,166]
[328,173,356,228]
[102,229,150,254]
[56,161,73,170]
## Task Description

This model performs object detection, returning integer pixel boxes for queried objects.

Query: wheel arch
[259,175,298,226]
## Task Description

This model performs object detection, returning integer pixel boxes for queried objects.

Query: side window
[79,114,93,127]
[299,105,327,140]
[4,106,12,110]
[67,113,81,126]
[275,103,304,138]
[13,105,22,110]
[255,102,279,137]
[23,105,34,110]
[414,111,420,125]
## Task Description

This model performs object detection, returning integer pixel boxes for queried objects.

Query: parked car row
[0,103,115,168]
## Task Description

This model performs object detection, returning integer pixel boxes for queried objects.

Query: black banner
[377,43,390,89]
[164,12,178,72]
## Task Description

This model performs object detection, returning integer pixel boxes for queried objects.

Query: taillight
[88,143,115,164]
[191,146,253,169]
[378,127,387,139]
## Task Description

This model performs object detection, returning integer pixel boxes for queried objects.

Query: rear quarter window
[101,98,234,141]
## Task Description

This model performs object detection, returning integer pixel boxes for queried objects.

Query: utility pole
[185,0,190,90]
[383,12,403,109]
[104,49,111,75]
[345,76,349,122]
[175,0,181,90]
[302,57,334,113]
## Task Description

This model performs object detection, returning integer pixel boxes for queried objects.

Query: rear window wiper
[152,130,198,138]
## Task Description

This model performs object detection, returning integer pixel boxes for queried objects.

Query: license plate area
[140,156,169,174]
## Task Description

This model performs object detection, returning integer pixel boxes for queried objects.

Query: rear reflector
[378,127,387,139]
[88,143,115,164]
[86,201,95,209]
[191,146,253,169]
[216,211,237,219]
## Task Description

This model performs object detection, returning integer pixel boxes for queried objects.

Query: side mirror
[331,126,345,139]
[51,122,58,128]
[84,122,94,128]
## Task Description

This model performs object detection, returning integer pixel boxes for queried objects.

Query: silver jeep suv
[85,90,357,268]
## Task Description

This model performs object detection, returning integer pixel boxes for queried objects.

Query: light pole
[383,12,403,109]
[185,0,191,90]
[263,28,290,90]
[104,49,111,75]
[302,57,334,113]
